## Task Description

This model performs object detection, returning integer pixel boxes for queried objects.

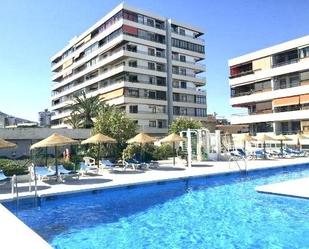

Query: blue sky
[0,0,308,121]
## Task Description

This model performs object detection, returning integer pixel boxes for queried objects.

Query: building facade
[38,109,53,127]
[50,3,206,135]
[229,35,309,135]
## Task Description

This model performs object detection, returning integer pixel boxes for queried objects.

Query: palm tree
[69,91,104,128]
[65,111,82,129]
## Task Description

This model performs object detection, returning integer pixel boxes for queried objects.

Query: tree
[169,117,203,134]
[69,91,104,128]
[65,111,82,129]
[93,106,138,158]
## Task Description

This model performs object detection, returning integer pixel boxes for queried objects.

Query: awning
[123,25,138,36]
[100,88,124,101]
[272,96,299,107]
[300,94,309,104]
[62,58,73,69]
[75,34,91,48]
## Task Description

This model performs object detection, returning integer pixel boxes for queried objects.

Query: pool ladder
[229,156,247,173]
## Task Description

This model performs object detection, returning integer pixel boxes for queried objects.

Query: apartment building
[229,35,309,135]
[50,3,206,135]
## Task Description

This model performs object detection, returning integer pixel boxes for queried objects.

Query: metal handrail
[229,156,247,173]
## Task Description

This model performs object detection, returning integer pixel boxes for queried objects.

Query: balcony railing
[272,58,299,68]
[229,70,254,79]
[171,30,204,42]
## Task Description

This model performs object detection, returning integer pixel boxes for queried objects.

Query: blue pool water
[4,164,309,249]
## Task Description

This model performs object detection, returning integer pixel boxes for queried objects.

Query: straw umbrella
[30,133,79,181]
[273,134,291,157]
[0,138,17,194]
[81,133,116,167]
[0,138,17,149]
[234,133,256,155]
[127,132,156,162]
[160,133,185,165]
[254,134,274,159]
[294,133,309,150]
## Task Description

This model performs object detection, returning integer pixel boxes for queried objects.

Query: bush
[122,143,155,162]
[0,159,29,176]
[152,144,174,160]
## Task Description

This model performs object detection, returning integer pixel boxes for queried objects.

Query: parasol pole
[173,142,176,166]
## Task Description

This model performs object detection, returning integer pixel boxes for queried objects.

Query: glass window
[148,62,155,70]
[180,55,186,62]
[179,28,185,36]
[129,105,138,113]
[149,120,156,127]
[129,60,137,67]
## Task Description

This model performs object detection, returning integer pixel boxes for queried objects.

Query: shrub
[122,143,155,161]
[152,144,174,160]
[0,159,29,176]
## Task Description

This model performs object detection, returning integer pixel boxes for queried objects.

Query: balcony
[231,109,309,125]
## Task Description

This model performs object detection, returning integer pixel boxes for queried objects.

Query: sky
[0,0,308,121]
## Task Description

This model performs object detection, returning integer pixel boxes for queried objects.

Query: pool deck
[1,157,309,202]
[256,177,309,199]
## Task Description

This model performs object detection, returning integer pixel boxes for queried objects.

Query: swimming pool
[4,164,309,249]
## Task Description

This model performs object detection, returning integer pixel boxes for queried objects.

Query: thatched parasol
[127,133,156,162]
[0,138,16,149]
[81,133,116,166]
[254,134,275,159]
[160,133,185,165]
[273,134,291,157]
[30,133,79,180]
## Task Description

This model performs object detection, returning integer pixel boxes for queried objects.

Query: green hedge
[0,159,29,176]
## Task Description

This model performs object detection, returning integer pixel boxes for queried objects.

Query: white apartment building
[50,3,206,135]
[229,35,309,135]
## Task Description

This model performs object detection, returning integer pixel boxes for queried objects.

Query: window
[157,77,166,86]
[299,46,309,59]
[196,95,206,104]
[149,120,156,127]
[156,63,164,72]
[127,44,137,52]
[137,15,144,24]
[158,120,167,128]
[179,28,185,36]
[148,62,155,70]
[148,48,155,56]
[149,76,155,84]
[181,94,187,102]
[129,105,138,113]
[180,55,186,62]
[180,108,187,115]
[172,38,205,53]
[195,108,206,117]
[180,81,187,88]
[129,60,137,67]
[156,91,166,100]
[180,68,186,75]
[128,74,138,82]
[146,18,154,27]
[148,91,156,99]
[126,88,139,97]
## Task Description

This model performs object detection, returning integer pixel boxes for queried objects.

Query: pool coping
[2,161,308,202]
[0,204,52,249]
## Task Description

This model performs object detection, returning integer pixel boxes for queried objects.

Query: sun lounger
[0,170,10,184]
[79,162,99,176]
[31,165,56,181]
[99,159,116,170]
[83,157,96,167]
[50,165,79,180]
